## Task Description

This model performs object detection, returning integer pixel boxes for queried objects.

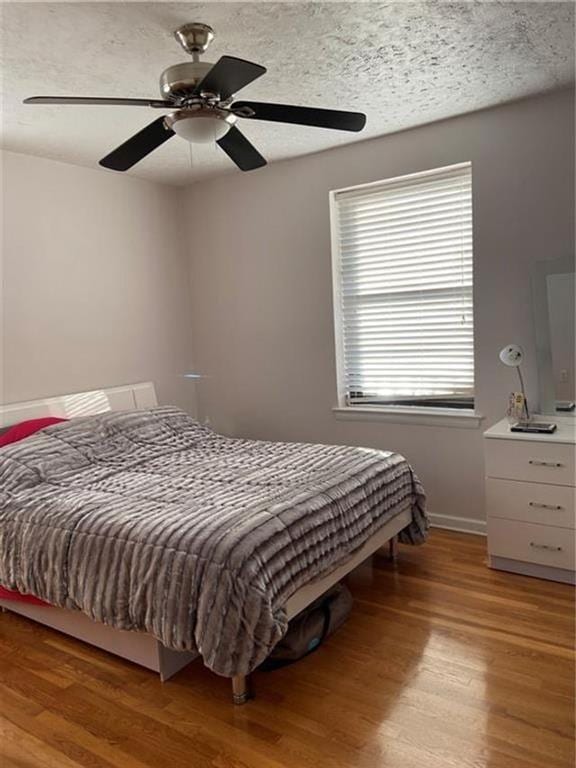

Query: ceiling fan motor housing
[159,61,216,102]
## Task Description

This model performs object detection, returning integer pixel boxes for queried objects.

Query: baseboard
[428,513,486,536]
[489,556,575,585]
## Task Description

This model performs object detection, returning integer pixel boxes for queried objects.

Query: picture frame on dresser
[484,416,576,585]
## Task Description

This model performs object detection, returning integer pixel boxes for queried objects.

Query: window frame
[329,163,483,429]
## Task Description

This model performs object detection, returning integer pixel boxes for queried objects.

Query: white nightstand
[484,417,575,585]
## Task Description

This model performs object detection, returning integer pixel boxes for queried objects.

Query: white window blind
[331,162,474,408]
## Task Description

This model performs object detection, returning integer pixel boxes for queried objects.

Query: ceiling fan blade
[99,118,175,171]
[217,126,266,171]
[232,101,367,132]
[195,56,266,100]
[24,96,173,108]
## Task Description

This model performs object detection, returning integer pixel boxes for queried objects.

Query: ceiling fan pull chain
[188,141,194,173]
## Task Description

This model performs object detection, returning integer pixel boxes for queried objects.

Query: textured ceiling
[1,2,574,186]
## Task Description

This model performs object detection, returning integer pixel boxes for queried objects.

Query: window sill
[332,405,484,429]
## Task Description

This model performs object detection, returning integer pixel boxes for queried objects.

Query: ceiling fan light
[166,109,235,144]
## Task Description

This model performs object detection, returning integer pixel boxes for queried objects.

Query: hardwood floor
[1,529,574,768]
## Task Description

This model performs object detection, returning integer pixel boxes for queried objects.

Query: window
[331,162,474,411]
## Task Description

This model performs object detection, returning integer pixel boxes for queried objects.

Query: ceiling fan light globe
[166,108,236,144]
[173,115,230,143]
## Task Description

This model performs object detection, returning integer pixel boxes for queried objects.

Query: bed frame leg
[231,675,251,705]
[388,536,399,563]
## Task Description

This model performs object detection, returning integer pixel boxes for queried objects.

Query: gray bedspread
[0,407,427,676]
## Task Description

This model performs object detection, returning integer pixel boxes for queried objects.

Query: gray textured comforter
[0,407,427,676]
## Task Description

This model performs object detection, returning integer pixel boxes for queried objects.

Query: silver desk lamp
[498,344,556,433]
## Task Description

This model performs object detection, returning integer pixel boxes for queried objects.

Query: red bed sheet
[0,586,51,607]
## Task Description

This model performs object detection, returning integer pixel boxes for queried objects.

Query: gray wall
[1,151,196,412]
[180,88,575,530]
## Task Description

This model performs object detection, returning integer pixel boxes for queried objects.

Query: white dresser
[484,417,575,585]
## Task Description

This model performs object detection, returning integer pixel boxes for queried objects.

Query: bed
[0,382,427,703]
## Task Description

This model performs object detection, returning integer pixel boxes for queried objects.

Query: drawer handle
[529,502,564,511]
[528,460,564,468]
[530,542,563,552]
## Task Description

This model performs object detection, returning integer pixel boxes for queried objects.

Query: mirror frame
[531,255,575,415]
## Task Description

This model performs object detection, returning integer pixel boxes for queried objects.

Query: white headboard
[0,382,157,427]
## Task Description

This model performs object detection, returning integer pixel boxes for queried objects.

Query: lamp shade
[499,344,524,367]
[172,114,231,143]
[165,107,236,145]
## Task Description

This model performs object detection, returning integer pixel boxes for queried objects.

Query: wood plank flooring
[1,529,574,768]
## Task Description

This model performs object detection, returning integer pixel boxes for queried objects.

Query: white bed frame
[0,382,406,703]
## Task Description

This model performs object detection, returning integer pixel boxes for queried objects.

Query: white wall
[1,151,195,412]
[180,88,575,530]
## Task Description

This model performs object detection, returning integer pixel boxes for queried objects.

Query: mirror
[532,256,575,415]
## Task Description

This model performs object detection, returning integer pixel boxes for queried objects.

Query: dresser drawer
[485,439,575,486]
[488,517,575,571]
[486,478,576,529]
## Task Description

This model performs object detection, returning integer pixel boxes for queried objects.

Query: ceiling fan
[24,23,367,173]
